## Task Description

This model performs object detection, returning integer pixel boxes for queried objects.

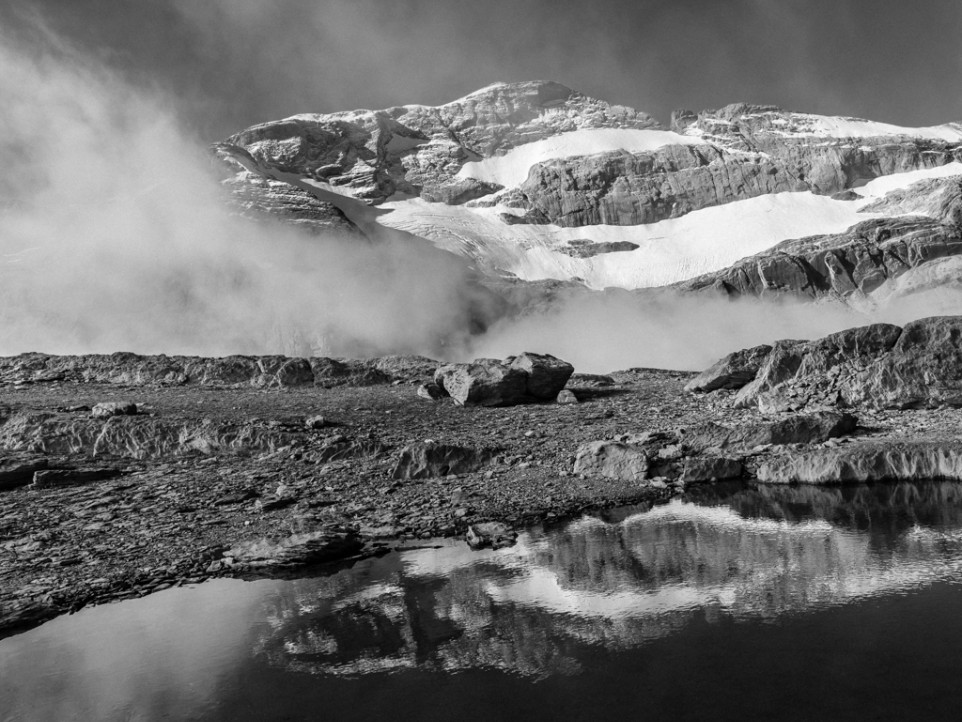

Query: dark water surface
[5,482,962,721]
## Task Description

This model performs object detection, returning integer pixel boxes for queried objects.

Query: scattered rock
[304,415,332,430]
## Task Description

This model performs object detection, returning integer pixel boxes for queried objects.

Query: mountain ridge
[214,80,962,306]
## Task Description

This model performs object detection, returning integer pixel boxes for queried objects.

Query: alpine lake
[4,480,962,721]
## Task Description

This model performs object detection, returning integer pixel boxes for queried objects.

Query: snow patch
[455,128,707,187]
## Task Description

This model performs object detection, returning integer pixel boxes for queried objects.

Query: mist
[2,19,961,376]
[0,29,494,360]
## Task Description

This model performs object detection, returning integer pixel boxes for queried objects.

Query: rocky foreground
[5,319,962,636]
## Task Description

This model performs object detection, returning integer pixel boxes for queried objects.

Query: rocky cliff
[214,80,962,297]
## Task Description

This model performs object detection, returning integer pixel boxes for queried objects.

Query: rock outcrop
[680,177,962,301]
[692,316,962,411]
[216,81,659,207]
[756,442,962,484]
[0,353,432,388]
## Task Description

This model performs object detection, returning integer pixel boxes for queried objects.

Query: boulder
[556,389,579,404]
[684,344,772,393]
[507,352,574,399]
[391,442,489,479]
[466,522,518,550]
[434,360,528,407]
[573,441,648,481]
[91,402,138,419]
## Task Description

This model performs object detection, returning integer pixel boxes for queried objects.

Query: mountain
[214,80,962,304]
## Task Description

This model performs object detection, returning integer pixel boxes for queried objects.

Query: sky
[6,0,962,141]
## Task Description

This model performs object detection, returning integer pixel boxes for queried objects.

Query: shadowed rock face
[217,80,659,207]
[692,316,962,411]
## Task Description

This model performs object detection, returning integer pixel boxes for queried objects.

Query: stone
[684,411,857,451]
[416,382,445,401]
[91,402,138,419]
[434,360,528,407]
[391,442,489,480]
[681,456,745,483]
[304,415,331,430]
[227,528,362,570]
[756,442,962,485]
[684,344,772,393]
[32,468,121,489]
[556,389,579,404]
[507,352,575,399]
[466,522,518,550]
[572,441,648,481]
[0,458,48,491]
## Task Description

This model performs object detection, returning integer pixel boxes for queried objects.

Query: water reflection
[5,481,962,720]
[255,481,962,678]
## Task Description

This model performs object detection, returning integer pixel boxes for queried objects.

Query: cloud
[0,25,494,359]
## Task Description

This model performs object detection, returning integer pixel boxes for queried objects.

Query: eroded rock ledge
[687,315,962,411]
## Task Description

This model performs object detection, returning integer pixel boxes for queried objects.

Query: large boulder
[434,360,528,407]
[507,352,574,399]
[573,441,648,482]
[684,344,772,393]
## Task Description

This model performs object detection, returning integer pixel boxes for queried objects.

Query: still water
[5,482,962,721]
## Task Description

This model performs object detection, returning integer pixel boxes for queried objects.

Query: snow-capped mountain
[214,80,962,302]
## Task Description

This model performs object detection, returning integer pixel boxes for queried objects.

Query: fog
[0,30,495,360]
[1,22,960,375]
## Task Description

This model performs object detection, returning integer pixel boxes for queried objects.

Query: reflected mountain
[252,481,962,678]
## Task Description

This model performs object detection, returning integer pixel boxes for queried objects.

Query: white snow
[375,163,962,290]
[770,114,962,142]
[455,128,707,187]
[853,161,962,197]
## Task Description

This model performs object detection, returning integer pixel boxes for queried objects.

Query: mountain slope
[215,80,962,300]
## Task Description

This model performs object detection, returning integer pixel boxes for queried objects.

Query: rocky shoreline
[4,321,962,637]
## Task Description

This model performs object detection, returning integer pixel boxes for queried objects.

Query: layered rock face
[217,80,658,207]
[689,316,962,411]
[680,177,962,300]
[212,80,962,300]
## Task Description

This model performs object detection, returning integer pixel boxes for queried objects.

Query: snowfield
[455,128,707,187]
[377,162,962,290]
